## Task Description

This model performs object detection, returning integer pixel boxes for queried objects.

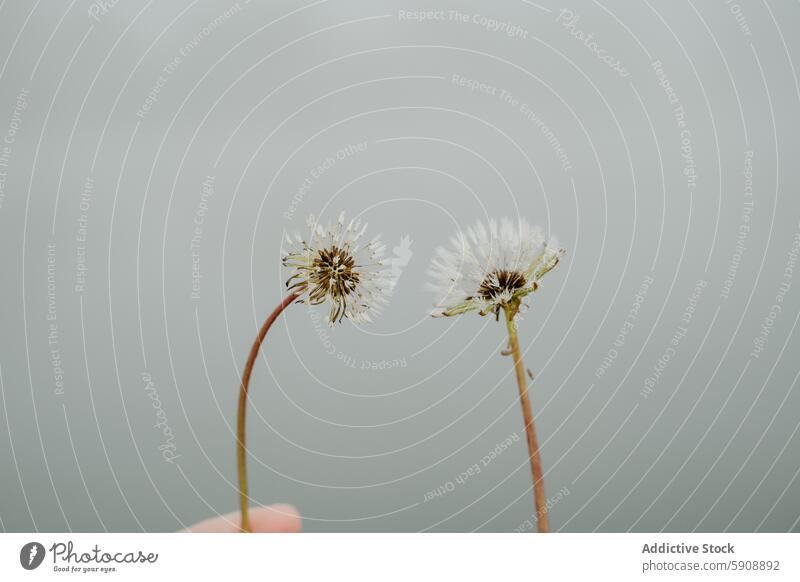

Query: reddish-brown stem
[237,292,299,533]
[504,304,549,532]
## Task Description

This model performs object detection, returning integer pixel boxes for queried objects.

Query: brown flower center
[307,246,360,320]
[478,269,527,300]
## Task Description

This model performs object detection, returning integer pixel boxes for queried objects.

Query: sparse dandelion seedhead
[236,212,390,532]
[282,212,392,324]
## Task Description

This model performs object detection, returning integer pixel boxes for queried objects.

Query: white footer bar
[1,533,797,581]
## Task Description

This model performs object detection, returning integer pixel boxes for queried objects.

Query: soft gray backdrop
[0,0,798,532]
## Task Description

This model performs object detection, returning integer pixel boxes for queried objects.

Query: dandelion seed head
[282,213,391,324]
[427,217,564,318]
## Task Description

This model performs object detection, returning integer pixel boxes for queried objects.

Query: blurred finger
[183,504,302,533]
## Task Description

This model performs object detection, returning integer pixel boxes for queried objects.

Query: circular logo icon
[19,542,45,570]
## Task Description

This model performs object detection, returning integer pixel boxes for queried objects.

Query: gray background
[0,0,798,532]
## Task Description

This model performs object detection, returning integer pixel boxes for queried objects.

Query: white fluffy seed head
[282,213,392,324]
[426,217,564,318]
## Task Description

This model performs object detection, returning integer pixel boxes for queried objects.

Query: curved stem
[503,306,549,532]
[237,292,299,532]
